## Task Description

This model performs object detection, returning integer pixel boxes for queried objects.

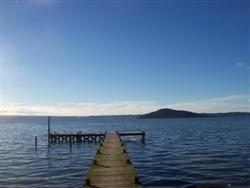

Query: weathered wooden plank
[118,131,145,136]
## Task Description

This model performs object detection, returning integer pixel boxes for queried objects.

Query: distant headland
[140,108,250,119]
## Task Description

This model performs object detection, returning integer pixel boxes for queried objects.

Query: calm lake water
[0,116,250,188]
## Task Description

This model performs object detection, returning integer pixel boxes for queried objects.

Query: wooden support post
[35,136,37,149]
[48,116,51,144]
[76,135,81,143]
[93,159,97,165]
[135,176,140,184]
[85,178,90,186]
[141,131,145,143]
[126,159,131,164]
[69,138,72,152]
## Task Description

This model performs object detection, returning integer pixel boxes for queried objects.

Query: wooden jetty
[46,117,144,186]
[83,132,144,188]
[49,131,145,143]
[47,117,145,143]
[49,132,106,143]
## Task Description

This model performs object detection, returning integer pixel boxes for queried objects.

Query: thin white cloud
[236,62,250,69]
[237,62,246,67]
[165,95,249,113]
[2,101,162,116]
[2,94,250,116]
[23,0,56,9]
[210,95,248,102]
[28,0,55,4]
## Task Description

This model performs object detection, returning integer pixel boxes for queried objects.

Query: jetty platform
[83,132,144,188]
[47,117,145,143]
[49,131,145,143]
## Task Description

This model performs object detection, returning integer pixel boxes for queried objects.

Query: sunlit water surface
[0,116,250,188]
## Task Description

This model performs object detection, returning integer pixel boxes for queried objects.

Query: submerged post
[35,136,37,149]
[69,138,72,152]
[48,116,51,144]
[142,131,145,143]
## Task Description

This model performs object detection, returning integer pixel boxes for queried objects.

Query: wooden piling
[83,132,143,188]
[48,116,51,144]
[35,136,37,149]
[141,131,145,143]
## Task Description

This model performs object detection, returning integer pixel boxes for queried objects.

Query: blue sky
[1,0,249,115]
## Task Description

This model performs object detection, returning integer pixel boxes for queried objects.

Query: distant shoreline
[139,108,250,119]
[1,112,250,119]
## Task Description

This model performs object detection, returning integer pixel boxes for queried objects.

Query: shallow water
[0,116,250,188]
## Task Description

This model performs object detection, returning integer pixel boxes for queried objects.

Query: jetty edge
[83,132,144,188]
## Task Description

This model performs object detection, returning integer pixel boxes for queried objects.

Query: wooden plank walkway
[83,132,144,188]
